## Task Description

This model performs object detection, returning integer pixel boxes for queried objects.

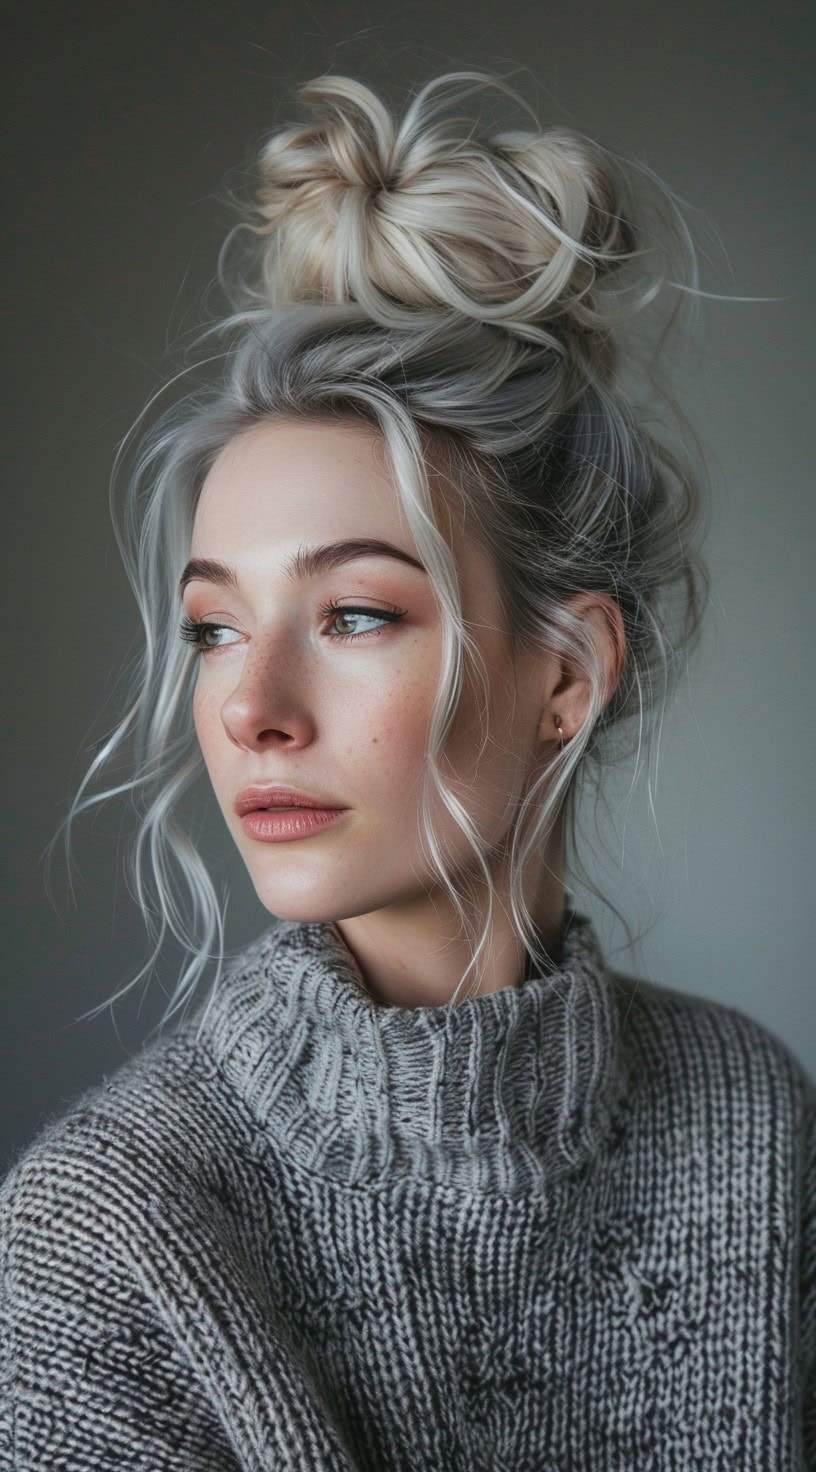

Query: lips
[233,785,346,817]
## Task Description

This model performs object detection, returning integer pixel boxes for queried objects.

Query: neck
[334,825,566,1009]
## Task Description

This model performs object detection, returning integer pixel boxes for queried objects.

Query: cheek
[343,673,431,774]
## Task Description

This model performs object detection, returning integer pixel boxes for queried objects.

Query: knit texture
[1,907,814,1470]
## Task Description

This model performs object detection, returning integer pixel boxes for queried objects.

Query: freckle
[372,737,378,744]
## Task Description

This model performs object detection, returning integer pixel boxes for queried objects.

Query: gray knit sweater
[1,908,814,1470]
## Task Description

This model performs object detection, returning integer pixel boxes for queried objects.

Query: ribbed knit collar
[196,903,632,1197]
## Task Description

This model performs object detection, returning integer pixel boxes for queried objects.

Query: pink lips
[233,784,345,817]
[240,806,348,843]
[234,783,349,843]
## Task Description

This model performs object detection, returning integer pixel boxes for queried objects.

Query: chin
[247,874,359,925]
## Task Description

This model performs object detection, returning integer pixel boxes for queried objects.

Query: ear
[538,592,626,750]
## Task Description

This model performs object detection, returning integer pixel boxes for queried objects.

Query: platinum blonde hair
[47,68,711,1028]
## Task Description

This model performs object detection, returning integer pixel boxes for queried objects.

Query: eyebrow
[178,538,427,597]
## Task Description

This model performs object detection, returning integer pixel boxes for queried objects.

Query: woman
[1,69,813,1469]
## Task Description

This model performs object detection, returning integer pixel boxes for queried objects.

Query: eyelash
[178,598,406,655]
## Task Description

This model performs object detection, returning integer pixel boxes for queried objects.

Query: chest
[245,1151,800,1471]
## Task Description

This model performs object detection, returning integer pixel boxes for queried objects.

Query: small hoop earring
[555,716,565,751]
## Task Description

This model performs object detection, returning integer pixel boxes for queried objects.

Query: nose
[219,638,315,753]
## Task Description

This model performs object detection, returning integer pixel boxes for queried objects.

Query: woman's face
[183,416,550,924]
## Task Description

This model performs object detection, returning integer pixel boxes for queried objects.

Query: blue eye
[320,601,405,642]
[178,617,241,653]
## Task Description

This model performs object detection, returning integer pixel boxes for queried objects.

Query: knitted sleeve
[0,1119,239,1471]
[802,1081,816,1467]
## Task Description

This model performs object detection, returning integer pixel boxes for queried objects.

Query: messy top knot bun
[248,74,635,361]
[60,69,711,1023]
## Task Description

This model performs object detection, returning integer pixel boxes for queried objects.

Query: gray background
[2,0,814,1172]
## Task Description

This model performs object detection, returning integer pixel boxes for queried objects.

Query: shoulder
[0,1024,248,1273]
[609,966,816,1148]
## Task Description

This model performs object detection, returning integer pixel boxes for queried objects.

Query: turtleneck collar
[194,903,632,1197]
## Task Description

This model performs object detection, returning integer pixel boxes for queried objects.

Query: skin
[183,416,624,1008]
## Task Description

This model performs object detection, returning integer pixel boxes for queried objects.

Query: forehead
[190,414,502,626]
[192,417,408,552]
